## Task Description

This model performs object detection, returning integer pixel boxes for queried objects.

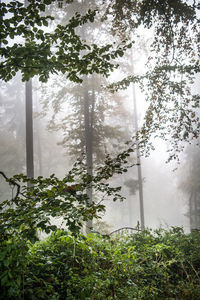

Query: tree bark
[132,83,145,230]
[83,76,94,233]
[25,79,34,183]
[130,47,145,230]
[25,0,34,185]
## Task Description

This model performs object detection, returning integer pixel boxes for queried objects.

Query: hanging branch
[0,171,20,203]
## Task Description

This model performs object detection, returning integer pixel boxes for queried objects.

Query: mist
[1,0,199,236]
[1,69,198,235]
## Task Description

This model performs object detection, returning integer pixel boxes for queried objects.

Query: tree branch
[0,171,20,203]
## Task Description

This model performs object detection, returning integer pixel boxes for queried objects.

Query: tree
[40,72,132,231]
[106,0,200,161]
[36,0,135,231]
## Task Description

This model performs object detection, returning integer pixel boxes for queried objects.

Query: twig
[0,171,20,203]
[187,260,200,281]
[110,226,141,236]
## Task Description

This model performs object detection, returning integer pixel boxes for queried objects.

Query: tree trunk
[132,83,145,230]
[25,79,34,183]
[83,76,94,233]
[25,0,34,185]
[81,14,95,233]
[35,95,43,176]
[131,49,145,230]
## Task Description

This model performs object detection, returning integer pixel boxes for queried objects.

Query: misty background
[1,0,199,234]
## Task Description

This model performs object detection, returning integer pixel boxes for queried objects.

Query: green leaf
[43,20,48,27]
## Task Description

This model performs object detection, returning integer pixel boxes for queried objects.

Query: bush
[1,228,199,299]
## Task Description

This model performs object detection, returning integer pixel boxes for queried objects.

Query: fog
[1,72,197,234]
[1,0,199,235]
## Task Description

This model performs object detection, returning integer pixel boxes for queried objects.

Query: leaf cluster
[0,1,130,82]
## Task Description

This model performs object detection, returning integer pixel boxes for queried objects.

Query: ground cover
[1,227,200,299]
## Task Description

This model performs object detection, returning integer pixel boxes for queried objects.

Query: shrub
[1,228,198,299]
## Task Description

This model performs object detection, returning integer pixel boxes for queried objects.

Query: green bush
[1,228,199,299]
[0,237,28,299]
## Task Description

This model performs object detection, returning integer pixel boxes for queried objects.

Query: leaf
[43,20,48,27]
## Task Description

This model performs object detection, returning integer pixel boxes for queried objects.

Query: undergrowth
[1,227,200,299]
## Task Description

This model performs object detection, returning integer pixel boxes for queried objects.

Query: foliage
[0,138,136,298]
[0,0,130,82]
[105,0,200,161]
[0,157,129,242]
[0,137,136,299]
[0,237,28,299]
[1,227,200,299]
[0,142,136,237]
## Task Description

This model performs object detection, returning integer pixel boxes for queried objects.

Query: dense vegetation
[1,228,200,299]
[1,172,199,299]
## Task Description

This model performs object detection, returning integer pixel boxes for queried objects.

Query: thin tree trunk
[132,83,145,230]
[189,191,193,231]
[131,49,145,230]
[194,191,198,228]
[35,95,43,176]
[81,13,95,233]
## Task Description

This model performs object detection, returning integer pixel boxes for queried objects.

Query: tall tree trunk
[25,79,34,182]
[83,76,94,233]
[25,0,34,185]
[131,49,145,230]
[132,83,145,230]
[81,12,95,233]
